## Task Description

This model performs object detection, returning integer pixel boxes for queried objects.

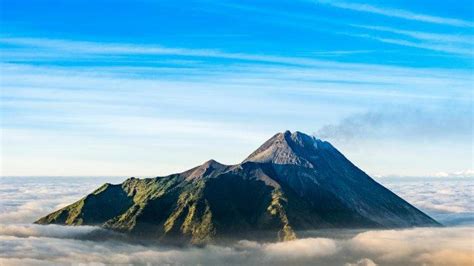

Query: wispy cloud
[1,37,472,176]
[342,25,474,56]
[1,37,472,98]
[351,25,473,44]
[315,1,474,27]
[345,32,473,56]
[310,50,376,56]
[0,37,330,67]
[213,2,474,56]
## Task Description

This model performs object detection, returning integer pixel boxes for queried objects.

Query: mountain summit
[36,131,439,244]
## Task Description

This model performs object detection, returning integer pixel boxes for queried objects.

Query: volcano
[36,131,439,244]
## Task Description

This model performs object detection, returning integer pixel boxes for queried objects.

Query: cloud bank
[0,177,473,265]
[1,224,472,266]
[380,177,474,226]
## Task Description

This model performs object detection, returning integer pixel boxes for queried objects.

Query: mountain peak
[203,159,225,168]
[243,130,329,166]
[186,159,227,180]
[36,130,440,244]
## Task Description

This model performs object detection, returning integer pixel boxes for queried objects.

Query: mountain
[35,131,440,244]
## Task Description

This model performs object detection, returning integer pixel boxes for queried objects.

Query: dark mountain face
[36,131,440,244]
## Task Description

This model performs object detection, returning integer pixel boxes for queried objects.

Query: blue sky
[0,0,473,177]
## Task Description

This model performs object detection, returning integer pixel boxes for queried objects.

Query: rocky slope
[36,131,440,244]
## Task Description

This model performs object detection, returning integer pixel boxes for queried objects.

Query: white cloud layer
[1,224,472,266]
[380,177,474,226]
[0,177,473,265]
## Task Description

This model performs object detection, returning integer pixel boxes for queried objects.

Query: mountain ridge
[36,131,440,244]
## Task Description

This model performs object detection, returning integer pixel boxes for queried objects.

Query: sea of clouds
[0,176,472,266]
